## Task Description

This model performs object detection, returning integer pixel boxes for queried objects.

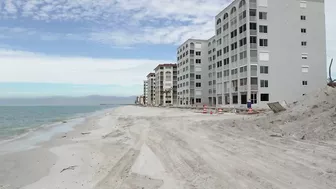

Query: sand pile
[251,87,336,141]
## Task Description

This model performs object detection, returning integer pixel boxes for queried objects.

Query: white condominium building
[154,64,177,106]
[176,39,209,106]
[214,0,326,108]
[146,73,156,106]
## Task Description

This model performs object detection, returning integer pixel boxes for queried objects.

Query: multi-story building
[176,39,209,106]
[143,80,148,105]
[213,0,326,108]
[205,36,218,107]
[146,73,156,106]
[154,64,177,106]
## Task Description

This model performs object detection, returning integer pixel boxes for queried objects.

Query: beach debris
[61,135,67,138]
[301,135,306,140]
[270,134,283,138]
[60,165,78,173]
[81,132,91,135]
[62,121,67,123]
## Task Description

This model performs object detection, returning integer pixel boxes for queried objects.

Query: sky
[0,0,335,97]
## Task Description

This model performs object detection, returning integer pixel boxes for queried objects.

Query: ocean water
[0,105,116,140]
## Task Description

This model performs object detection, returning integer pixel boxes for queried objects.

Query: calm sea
[0,105,116,140]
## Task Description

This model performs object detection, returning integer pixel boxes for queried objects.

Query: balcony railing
[231,74,238,80]
[239,59,248,66]
[251,84,258,91]
[239,72,247,78]
[239,32,247,38]
[250,30,257,35]
[250,16,257,22]
[223,76,230,81]
[250,2,257,8]
[250,43,257,49]
[239,85,247,91]
[232,62,238,68]
[250,57,258,63]
[232,87,238,92]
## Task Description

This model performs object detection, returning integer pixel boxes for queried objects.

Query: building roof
[154,63,177,71]
[146,72,155,77]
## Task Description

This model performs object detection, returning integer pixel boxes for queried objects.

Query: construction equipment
[328,58,336,87]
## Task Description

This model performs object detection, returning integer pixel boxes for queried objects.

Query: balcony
[232,62,238,68]
[250,30,257,36]
[250,57,258,63]
[250,2,257,9]
[250,16,257,22]
[241,45,247,51]
[239,17,247,24]
[190,54,194,58]
[250,43,257,49]
[239,59,248,66]
[239,72,247,78]
[223,76,230,81]
[232,87,238,92]
[231,36,238,42]
[239,85,247,91]
[224,64,229,70]
[231,74,238,80]
[231,49,238,55]
[239,32,247,38]
[251,84,258,91]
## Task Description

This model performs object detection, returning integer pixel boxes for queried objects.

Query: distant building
[154,64,177,106]
[177,39,209,106]
[146,73,156,106]
[143,80,148,105]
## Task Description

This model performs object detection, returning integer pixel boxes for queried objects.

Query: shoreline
[0,106,117,146]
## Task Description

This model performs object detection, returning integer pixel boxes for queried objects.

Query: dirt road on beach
[2,105,336,189]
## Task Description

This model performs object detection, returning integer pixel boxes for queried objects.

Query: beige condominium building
[154,64,178,106]
[146,73,156,106]
[176,39,209,106]
[213,0,326,108]
[143,80,148,105]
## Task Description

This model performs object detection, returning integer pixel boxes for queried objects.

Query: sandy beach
[1,100,336,189]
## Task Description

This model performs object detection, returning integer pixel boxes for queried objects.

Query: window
[231,42,237,50]
[301,15,306,20]
[196,51,201,56]
[239,11,246,21]
[217,18,222,25]
[250,9,256,17]
[301,28,307,33]
[231,17,237,26]
[190,50,195,54]
[260,80,269,88]
[224,58,229,65]
[216,28,222,35]
[259,52,269,61]
[223,46,229,54]
[209,81,212,86]
[231,30,237,38]
[240,51,247,60]
[240,66,247,73]
[208,65,212,70]
[217,49,222,57]
[196,75,201,79]
[301,41,307,46]
[196,98,202,103]
[259,25,268,33]
[260,66,269,74]
[302,81,308,85]
[259,39,268,47]
[231,55,238,62]
[250,36,257,44]
[183,75,186,79]
[259,12,267,20]
[217,61,223,68]
[196,83,201,87]
[261,94,269,101]
[223,23,229,31]
[239,38,247,47]
[186,74,189,78]
[217,39,222,45]
[239,24,247,33]
[302,66,309,73]
[302,54,308,59]
[250,23,257,30]
[196,59,201,63]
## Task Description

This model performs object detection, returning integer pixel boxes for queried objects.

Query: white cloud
[0,49,170,85]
